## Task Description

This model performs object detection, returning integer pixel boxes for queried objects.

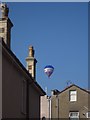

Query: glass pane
[70,91,77,101]
[71,95,76,101]
[70,91,76,95]
[69,112,79,119]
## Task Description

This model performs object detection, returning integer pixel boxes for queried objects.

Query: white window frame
[86,112,90,118]
[69,112,79,120]
[70,90,77,102]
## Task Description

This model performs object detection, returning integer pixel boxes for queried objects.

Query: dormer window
[69,90,77,102]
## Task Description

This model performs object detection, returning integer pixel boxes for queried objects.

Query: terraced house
[0,3,45,119]
[51,84,90,119]
[41,84,90,119]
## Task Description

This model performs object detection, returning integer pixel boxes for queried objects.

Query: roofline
[58,84,90,95]
[0,38,46,95]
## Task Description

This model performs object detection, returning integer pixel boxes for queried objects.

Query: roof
[0,38,46,95]
[58,84,90,95]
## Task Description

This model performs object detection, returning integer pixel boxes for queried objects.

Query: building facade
[0,3,45,119]
[51,84,90,119]
[40,95,50,119]
[41,84,90,119]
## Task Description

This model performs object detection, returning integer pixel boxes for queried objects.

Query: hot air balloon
[44,65,54,78]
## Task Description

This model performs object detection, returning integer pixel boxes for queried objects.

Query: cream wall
[40,95,50,119]
[2,45,42,119]
[2,49,26,118]
[29,85,40,118]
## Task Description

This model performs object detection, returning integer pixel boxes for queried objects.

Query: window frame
[86,112,90,118]
[69,90,77,102]
[69,111,79,119]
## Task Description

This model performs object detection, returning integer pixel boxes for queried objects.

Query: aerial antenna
[66,80,72,87]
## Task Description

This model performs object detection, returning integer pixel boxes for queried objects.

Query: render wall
[2,47,41,119]
[0,39,2,119]
[29,85,40,118]
[51,86,90,119]
[2,50,26,118]
[40,95,49,119]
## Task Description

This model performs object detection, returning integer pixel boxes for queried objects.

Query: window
[69,112,79,120]
[86,112,90,118]
[70,90,77,102]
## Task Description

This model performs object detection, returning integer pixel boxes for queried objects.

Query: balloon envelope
[44,65,54,77]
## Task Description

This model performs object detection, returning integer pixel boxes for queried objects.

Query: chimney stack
[0,3,9,18]
[26,46,37,81]
[0,3,13,48]
[29,46,34,57]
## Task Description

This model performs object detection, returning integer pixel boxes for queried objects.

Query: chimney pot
[29,46,34,57]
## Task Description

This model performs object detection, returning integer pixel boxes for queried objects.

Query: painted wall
[2,46,42,119]
[29,85,40,118]
[51,86,90,119]
[40,95,50,119]
[2,49,26,118]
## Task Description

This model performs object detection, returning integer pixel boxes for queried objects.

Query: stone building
[51,84,90,119]
[41,84,90,119]
[0,3,45,119]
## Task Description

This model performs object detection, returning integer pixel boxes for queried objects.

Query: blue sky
[7,2,88,95]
